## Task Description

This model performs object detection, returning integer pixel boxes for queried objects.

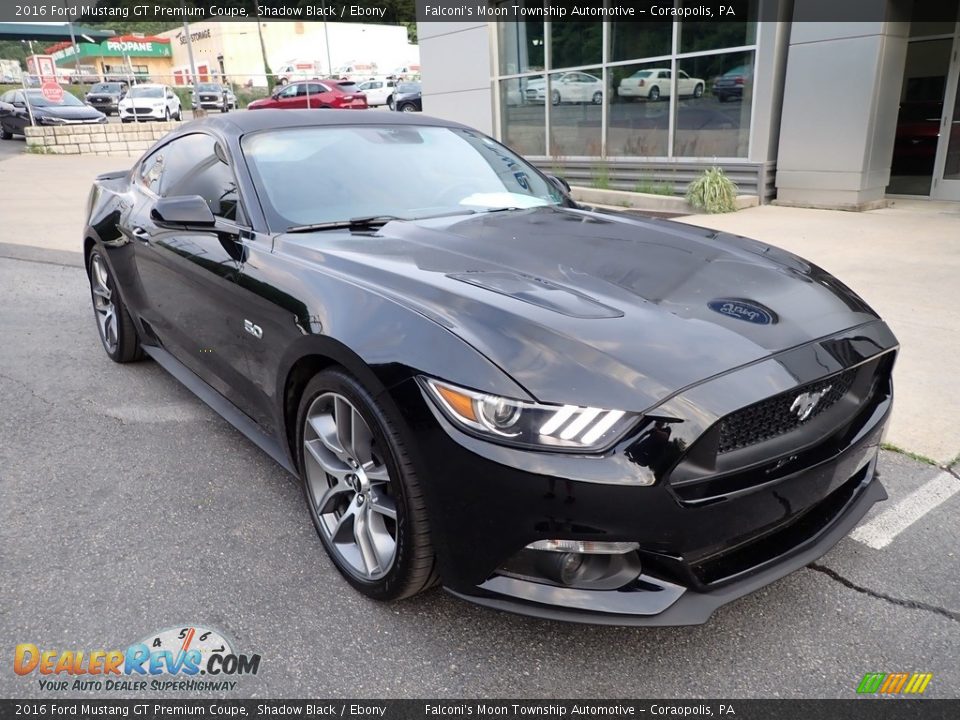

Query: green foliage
[590,164,611,190]
[686,167,739,213]
[633,177,674,196]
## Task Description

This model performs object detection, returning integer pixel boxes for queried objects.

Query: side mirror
[546,174,571,194]
[151,196,216,228]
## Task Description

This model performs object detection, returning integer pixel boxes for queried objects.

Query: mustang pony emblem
[790,386,832,421]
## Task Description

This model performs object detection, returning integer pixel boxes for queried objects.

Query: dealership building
[418,0,960,207]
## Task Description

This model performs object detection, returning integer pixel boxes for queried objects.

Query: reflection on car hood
[36,106,104,120]
[278,207,880,410]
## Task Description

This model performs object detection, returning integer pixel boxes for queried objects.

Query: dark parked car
[82,111,897,625]
[192,82,238,112]
[712,65,753,102]
[247,81,367,110]
[390,82,421,112]
[85,81,128,116]
[0,89,106,138]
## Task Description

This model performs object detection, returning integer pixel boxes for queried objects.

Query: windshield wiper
[286,215,405,234]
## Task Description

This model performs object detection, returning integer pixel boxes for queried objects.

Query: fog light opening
[559,552,585,586]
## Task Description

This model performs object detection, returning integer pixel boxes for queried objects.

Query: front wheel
[693,84,704,98]
[163,108,170,122]
[0,126,12,140]
[87,250,143,363]
[399,103,417,113]
[551,89,561,106]
[648,86,661,102]
[592,91,602,105]
[297,369,437,600]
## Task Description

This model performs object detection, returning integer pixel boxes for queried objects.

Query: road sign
[41,82,63,103]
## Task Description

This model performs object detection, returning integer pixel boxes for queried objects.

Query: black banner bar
[1,700,959,720]
[0,1,959,25]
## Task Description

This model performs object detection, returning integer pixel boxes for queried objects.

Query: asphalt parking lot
[1,242,958,699]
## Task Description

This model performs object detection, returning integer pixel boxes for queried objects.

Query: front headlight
[420,377,636,452]
[38,116,65,125]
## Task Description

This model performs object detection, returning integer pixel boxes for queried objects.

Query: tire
[399,103,417,113]
[297,369,437,601]
[1,126,12,140]
[648,86,660,102]
[551,90,561,106]
[87,249,143,363]
[717,93,729,103]
[164,108,170,122]
[693,83,704,99]
[592,91,602,105]
[175,108,182,121]
[221,102,228,113]
[277,78,288,86]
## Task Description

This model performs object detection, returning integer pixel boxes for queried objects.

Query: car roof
[176,109,467,135]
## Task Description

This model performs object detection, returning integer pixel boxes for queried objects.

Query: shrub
[633,177,674,196]
[686,167,739,213]
[591,164,611,190]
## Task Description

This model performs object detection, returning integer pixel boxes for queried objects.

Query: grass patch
[633,177,674,196]
[880,442,940,467]
[590,164,611,190]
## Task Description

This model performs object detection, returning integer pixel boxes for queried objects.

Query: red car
[248,80,367,110]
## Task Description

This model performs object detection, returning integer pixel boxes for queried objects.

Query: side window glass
[139,150,164,194]
[160,134,241,222]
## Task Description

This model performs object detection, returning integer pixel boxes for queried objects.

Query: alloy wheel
[89,254,118,354]
[303,392,398,580]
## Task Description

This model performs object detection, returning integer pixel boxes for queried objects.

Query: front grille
[132,107,154,115]
[718,368,856,454]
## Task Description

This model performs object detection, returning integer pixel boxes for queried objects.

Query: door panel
[932,26,960,200]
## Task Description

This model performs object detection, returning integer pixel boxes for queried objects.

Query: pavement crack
[0,371,55,408]
[808,563,960,624]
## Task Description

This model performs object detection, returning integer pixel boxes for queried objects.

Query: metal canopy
[0,22,115,41]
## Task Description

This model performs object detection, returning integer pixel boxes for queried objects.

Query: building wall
[418,22,493,134]
[775,6,911,208]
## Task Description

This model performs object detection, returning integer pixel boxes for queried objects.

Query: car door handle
[130,226,151,243]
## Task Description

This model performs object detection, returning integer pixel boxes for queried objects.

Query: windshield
[196,83,221,92]
[242,126,564,230]
[25,91,84,107]
[128,86,163,99]
[91,83,121,93]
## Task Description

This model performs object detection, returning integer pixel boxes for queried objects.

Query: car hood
[278,207,882,411]
[36,105,104,120]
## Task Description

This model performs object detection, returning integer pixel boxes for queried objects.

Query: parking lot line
[850,471,960,549]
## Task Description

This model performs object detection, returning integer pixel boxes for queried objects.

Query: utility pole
[64,1,81,81]
[253,0,273,90]
[322,0,333,76]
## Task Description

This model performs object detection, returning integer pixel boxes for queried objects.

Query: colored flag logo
[857,672,933,694]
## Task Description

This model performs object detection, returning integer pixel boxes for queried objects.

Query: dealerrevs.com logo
[15,626,260,693]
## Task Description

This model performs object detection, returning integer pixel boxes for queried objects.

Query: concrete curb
[0,242,84,268]
[571,185,758,213]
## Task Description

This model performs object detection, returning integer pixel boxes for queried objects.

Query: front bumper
[389,322,896,625]
[119,106,167,120]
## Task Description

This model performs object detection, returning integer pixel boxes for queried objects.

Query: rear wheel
[87,250,143,363]
[592,91,602,105]
[297,369,437,601]
[648,86,661,102]
[693,83,704,98]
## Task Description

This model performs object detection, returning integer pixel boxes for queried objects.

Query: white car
[617,68,705,101]
[357,78,396,107]
[119,84,182,122]
[525,72,603,106]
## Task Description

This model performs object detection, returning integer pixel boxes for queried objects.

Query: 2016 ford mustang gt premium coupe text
[83,110,897,625]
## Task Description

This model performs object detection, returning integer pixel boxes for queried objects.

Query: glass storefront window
[550,22,602,69]
[498,20,544,75]
[607,63,670,157]
[674,51,753,157]
[679,1,757,53]
[501,76,546,155]
[548,69,603,156]
[610,21,672,63]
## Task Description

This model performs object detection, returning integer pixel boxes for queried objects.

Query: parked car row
[0,89,107,138]
[1,78,418,138]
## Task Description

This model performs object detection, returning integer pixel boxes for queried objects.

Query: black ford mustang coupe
[83,110,897,624]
